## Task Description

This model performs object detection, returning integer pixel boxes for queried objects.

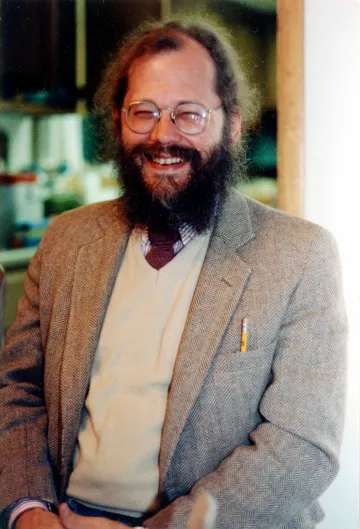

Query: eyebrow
[129,99,207,107]
[176,100,204,106]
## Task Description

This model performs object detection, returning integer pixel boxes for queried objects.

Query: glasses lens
[126,102,159,133]
[174,103,208,134]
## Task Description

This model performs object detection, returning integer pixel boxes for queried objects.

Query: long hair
[94,17,259,160]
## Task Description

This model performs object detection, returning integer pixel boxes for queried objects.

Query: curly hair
[94,17,259,159]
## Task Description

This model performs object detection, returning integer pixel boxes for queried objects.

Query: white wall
[0,115,33,172]
[304,1,360,528]
[37,114,84,171]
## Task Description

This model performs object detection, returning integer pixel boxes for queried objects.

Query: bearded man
[0,19,347,529]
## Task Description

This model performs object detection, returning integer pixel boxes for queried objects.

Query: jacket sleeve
[144,228,348,529]
[0,236,58,519]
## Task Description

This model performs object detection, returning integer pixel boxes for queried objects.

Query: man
[0,19,347,529]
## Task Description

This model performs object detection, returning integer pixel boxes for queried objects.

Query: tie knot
[146,228,180,270]
[148,228,179,246]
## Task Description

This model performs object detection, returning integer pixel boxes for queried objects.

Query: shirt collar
[140,224,198,246]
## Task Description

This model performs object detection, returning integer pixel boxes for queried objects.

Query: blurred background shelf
[0,100,74,116]
[0,247,36,270]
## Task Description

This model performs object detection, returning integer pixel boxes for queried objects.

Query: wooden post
[75,0,87,114]
[277,0,304,216]
[161,0,172,19]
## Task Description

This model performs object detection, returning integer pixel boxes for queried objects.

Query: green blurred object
[83,114,102,164]
[44,193,83,216]
[237,177,277,208]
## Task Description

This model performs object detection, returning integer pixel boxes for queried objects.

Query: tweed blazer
[0,190,347,529]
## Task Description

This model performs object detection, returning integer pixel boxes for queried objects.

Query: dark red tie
[146,229,179,270]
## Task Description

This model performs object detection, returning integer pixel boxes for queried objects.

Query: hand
[59,504,130,529]
[16,508,65,529]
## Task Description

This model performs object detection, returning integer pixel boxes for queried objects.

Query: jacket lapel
[59,204,130,492]
[159,190,255,485]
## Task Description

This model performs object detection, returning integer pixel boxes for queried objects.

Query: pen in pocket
[240,317,248,352]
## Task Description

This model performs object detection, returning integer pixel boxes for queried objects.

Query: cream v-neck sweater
[67,229,211,515]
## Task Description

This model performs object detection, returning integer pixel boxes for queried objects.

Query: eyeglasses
[121,101,222,135]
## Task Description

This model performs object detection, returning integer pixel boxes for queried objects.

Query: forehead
[124,38,219,106]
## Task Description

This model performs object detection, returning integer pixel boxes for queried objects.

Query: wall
[0,115,33,172]
[304,1,360,528]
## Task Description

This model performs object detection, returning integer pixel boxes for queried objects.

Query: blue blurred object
[12,219,50,248]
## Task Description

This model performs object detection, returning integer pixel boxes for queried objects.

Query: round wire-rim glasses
[121,100,223,135]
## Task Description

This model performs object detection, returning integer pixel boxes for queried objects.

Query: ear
[230,109,242,144]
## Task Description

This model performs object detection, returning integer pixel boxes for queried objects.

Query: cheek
[196,121,224,153]
[194,135,221,161]
[120,116,136,147]
[120,131,147,153]
[120,117,151,146]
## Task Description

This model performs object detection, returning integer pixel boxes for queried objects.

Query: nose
[149,109,180,144]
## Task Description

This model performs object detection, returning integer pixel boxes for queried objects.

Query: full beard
[115,132,236,234]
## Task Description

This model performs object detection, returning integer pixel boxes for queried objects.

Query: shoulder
[47,199,122,230]
[238,190,337,253]
[225,190,340,277]
[40,198,127,245]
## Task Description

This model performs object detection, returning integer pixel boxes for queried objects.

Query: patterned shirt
[140,223,198,256]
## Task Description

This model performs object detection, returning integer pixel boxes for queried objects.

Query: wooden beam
[277,0,304,216]
[161,0,172,19]
[75,0,87,114]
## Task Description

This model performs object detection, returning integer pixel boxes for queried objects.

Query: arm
[15,509,63,529]
[0,237,58,519]
[6,499,51,529]
[145,228,348,529]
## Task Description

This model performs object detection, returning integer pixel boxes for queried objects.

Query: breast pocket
[206,341,277,444]
[213,340,277,377]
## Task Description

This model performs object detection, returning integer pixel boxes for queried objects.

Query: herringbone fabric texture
[0,190,347,529]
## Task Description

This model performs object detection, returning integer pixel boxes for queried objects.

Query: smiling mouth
[144,153,185,166]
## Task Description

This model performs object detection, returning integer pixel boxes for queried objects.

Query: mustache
[129,142,201,163]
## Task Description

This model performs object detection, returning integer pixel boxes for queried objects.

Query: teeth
[152,157,184,165]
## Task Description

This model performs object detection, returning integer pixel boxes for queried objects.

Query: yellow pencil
[240,317,248,352]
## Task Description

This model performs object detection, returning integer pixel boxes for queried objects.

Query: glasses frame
[121,100,223,136]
